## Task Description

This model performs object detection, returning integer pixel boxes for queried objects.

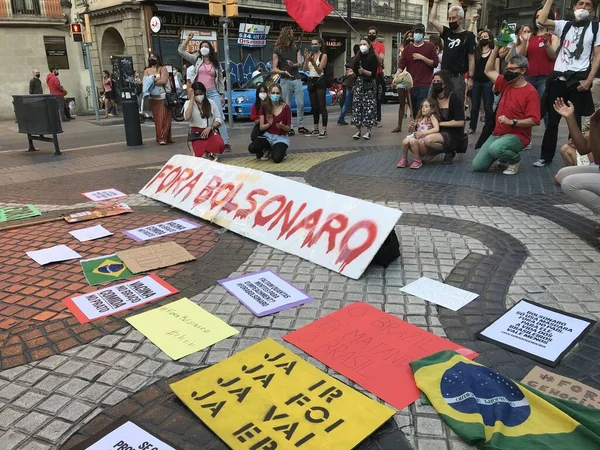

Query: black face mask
[432,82,444,93]
[368,34,377,42]
[35,74,40,78]
[479,39,490,47]
[449,21,460,31]
[504,70,521,82]
[148,58,157,66]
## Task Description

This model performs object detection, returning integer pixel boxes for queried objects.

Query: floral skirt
[351,77,377,129]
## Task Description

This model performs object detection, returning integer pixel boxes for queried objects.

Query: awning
[153,3,293,22]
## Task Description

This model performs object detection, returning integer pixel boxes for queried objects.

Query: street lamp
[60,0,72,24]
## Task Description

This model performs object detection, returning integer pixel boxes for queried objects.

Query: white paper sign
[139,155,402,279]
[69,224,113,242]
[63,274,178,323]
[400,277,479,311]
[81,188,128,202]
[85,420,176,450]
[123,218,201,242]
[478,300,594,366]
[26,245,81,265]
[219,270,313,316]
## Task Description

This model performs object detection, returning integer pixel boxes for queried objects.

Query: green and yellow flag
[80,254,134,286]
[410,351,600,449]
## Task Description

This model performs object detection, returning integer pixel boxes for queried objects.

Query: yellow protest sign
[126,298,238,360]
[170,338,395,449]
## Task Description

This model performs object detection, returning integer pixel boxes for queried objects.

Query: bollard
[120,88,143,147]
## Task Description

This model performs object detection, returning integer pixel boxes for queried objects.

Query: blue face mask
[311,45,320,52]
[270,94,280,102]
[414,33,424,42]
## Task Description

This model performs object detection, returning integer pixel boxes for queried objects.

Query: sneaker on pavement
[297,127,310,134]
[533,159,547,167]
[495,161,509,171]
[397,157,408,168]
[376,121,382,128]
[288,128,295,136]
[523,143,533,150]
[410,159,423,169]
[363,131,371,140]
[352,131,361,140]
[337,120,348,126]
[442,151,456,164]
[318,130,327,139]
[503,161,521,175]
[306,129,319,136]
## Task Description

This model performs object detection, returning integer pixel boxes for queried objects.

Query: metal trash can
[120,88,143,147]
[12,94,63,155]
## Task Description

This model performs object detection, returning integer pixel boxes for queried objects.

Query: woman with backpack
[303,36,328,138]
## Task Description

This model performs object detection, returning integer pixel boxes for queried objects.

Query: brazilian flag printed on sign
[410,351,600,449]
[80,254,134,286]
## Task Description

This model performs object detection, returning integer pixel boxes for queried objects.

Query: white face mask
[195,95,205,102]
[574,9,590,21]
[200,47,210,56]
[360,44,369,54]
[258,92,267,100]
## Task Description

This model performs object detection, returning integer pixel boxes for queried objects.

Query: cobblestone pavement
[0,115,596,450]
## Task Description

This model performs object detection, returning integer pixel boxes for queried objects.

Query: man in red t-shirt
[368,26,385,126]
[472,46,541,175]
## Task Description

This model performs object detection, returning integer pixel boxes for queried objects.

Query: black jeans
[248,137,288,163]
[308,76,328,127]
[375,73,385,121]
[469,80,494,132]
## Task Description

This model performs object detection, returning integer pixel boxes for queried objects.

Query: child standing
[397,98,440,169]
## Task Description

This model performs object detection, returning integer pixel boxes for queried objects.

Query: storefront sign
[237,23,270,47]
[139,155,402,279]
[150,16,161,33]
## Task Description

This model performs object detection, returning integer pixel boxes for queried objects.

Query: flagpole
[331,7,362,38]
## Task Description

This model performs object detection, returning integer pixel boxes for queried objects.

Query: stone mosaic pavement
[0,119,598,450]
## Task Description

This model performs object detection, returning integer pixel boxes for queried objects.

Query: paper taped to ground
[400,277,479,311]
[126,298,238,360]
[80,254,134,286]
[521,366,600,409]
[69,224,113,242]
[81,188,128,202]
[63,274,178,323]
[170,338,394,450]
[123,218,201,241]
[63,202,132,223]
[139,155,402,279]
[284,302,478,411]
[26,244,81,266]
[0,204,41,222]
[476,299,595,367]
[219,270,312,316]
[117,241,195,274]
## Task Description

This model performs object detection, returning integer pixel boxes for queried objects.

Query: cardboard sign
[123,218,201,242]
[283,302,478,411]
[126,298,238,360]
[170,338,394,449]
[0,204,41,222]
[521,366,600,409]
[139,155,402,279]
[476,299,595,367]
[80,254,134,286]
[63,275,178,324]
[117,241,195,274]
[69,224,113,242]
[400,277,479,311]
[26,245,81,266]
[69,416,177,450]
[63,202,133,223]
[82,188,128,202]
[219,270,312,316]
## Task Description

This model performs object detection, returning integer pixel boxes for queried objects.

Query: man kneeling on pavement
[472,47,541,175]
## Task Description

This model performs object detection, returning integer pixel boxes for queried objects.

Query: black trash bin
[12,94,63,155]
[119,88,143,147]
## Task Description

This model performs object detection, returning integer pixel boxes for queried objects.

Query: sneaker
[442,151,456,164]
[503,161,520,175]
[495,161,509,171]
[410,159,423,169]
[297,126,310,134]
[352,131,361,140]
[533,159,547,167]
[397,157,408,168]
[305,129,319,136]
[337,120,348,126]
[363,131,371,140]
[318,130,327,139]
[376,121,382,128]
[262,151,271,160]
[288,128,295,136]
[108,113,114,117]
[523,143,533,151]
[224,144,232,153]
[255,152,263,160]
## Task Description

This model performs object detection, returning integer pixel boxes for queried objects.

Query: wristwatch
[512,119,518,127]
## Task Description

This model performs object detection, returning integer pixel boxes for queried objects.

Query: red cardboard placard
[283,302,478,411]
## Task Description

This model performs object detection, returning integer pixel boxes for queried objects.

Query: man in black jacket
[29,69,42,95]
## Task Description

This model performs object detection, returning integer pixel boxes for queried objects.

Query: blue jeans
[526,75,548,127]
[410,86,429,116]
[469,80,494,132]
[281,78,304,128]
[339,88,353,122]
[207,88,229,145]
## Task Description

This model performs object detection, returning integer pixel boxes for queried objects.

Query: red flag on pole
[284,0,334,32]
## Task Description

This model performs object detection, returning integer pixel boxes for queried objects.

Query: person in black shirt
[429,0,476,111]
[29,69,42,95]
[350,37,379,140]
[469,30,498,134]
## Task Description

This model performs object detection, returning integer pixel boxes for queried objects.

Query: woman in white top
[185,81,225,161]
[303,36,328,138]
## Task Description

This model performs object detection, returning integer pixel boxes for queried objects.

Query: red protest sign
[283,302,478,411]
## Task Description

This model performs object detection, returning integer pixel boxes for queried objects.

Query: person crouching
[185,82,225,161]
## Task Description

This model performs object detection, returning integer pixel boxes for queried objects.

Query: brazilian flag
[80,254,134,286]
[410,351,600,449]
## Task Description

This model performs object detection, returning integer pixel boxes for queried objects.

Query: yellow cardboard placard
[170,338,395,449]
[126,298,238,360]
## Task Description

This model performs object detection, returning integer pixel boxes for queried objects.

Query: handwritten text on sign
[82,420,176,450]
[170,338,394,450]
[284,302,478,411]
[139,155,401,279]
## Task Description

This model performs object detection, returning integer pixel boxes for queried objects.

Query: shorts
[104,90,115,100]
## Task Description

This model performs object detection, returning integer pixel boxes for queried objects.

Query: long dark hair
[254,84,267,111]
[432,70,452,99]
[350,38,376,73]
[148,52,163,67]
[532,6,556,33]
[475,29,494,59]
[199,41,220,72]
[191,82,212,119]
[261,83,284,117]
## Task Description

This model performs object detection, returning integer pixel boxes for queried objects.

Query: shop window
[44,36,69,70]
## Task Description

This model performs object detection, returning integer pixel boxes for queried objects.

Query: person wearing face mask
[179,34,231,151]
[250,84,268,143]
[350,38,379,140]
[468,30,498,134]
[185,81,224,160]
[303,36,329,138]
[367,26,385,127]
[534,0,600,167]
[47,67,70,122]
[429,2,476,115]
[472,50,541,175]
[29,69,43,95]
[143,52,173,145]
[391,32,415,132]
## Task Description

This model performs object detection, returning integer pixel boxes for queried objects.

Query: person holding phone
[144,52,172,144]
[303,36,328,138]
[184,81,224,160]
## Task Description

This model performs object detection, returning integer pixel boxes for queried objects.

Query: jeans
[339,88,353,122]
[281,78,304,128]
[472,134,523,171]
[206,88,229,145]
[410,86,429,117]
[57,96,68,121]
[559,166,600,215]
[469,80,494,132]
[526,75,548,127]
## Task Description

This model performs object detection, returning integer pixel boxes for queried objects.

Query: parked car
[224,71,332,119]
[383,75,399,104]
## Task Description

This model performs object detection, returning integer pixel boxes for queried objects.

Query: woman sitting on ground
[250,84,268,142]
[184,81,225,161]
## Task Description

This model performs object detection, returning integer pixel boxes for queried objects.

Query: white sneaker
[353,131,361,140]
[503,161,520,175]
[376,121,382,128]
[533,159,547,167]
[523,143,533,150]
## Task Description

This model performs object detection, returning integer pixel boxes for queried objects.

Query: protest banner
[123,218,201,242]
[139,155,402,279]
[63,203,132,224]
[0,204,41,222]
[170,338,394,449]
[117,241,195,274]
[237,23,270,47]
[219,270,312,316]
[283,302,478,411]
[63,275,178,323]
[477,299,595,367]
[400,277,479,311]
[81,188,127,202]
[80,254,134,286]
